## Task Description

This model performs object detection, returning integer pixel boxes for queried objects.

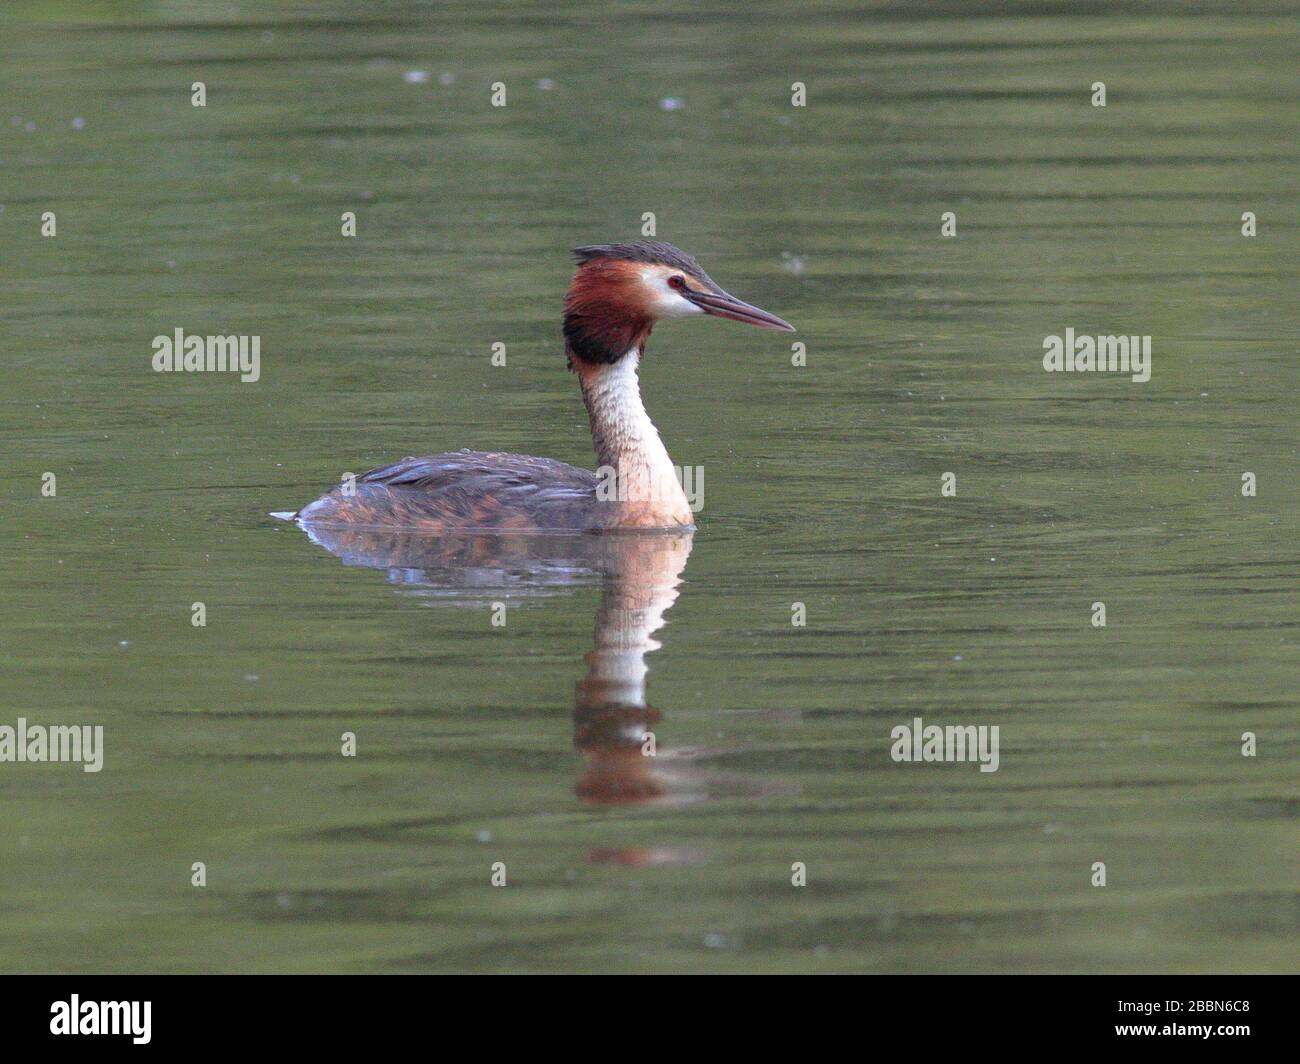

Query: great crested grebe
[291,241,794,532]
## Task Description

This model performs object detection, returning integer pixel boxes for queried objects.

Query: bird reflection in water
[296,522,712,813]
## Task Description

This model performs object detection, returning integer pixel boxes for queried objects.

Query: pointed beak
[687,287,796,332]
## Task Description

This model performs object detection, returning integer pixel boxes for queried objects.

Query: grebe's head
[563,240,795,368]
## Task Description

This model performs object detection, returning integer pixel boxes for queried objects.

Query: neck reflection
[573,533,691,805]
[298,523,694,807]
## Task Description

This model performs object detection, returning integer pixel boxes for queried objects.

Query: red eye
[668,275,686,290]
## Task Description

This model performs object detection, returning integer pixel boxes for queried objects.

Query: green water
[1,1,1296,973]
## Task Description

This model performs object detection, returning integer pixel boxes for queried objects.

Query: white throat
[580,351,690,522]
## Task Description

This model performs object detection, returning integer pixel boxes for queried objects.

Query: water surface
[0,1,1296,973]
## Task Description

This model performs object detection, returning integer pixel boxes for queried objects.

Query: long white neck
[579,352,692,526]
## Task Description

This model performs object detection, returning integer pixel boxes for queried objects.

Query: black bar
[0,975,1287,1050]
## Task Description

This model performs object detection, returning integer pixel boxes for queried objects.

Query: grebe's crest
[572,241,716,285]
